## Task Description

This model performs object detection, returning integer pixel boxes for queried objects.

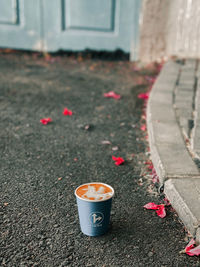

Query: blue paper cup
[75,182,114,236]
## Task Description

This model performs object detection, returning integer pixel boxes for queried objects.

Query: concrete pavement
[147,59,200,244]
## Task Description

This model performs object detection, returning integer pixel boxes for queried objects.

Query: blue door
[0,0,141,58]
[0,0,42,50]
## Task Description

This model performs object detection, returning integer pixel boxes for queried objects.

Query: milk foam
[82,185,112,200]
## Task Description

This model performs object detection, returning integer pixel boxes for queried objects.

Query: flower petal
[63,108,73,116]
[112,156,125,165]
[40,118,52,125]
[186,245,200,256]
[104,91,121,100]
[143,202,159,210]
[140,124,146,131]
[137,92,149,100]
[185,239,196,252]
[156,205,166,218]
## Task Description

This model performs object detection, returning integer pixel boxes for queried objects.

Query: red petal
[185,239,196,252]
[112,156,125,165]
[63,108,73,116]
[156,205,166,218]
[115,158,125,165]
[186,245,200,256]
[104,91,121,100]
[112,156,117,161]
[148,164,154,170]
[40,118,52,125]
[137,92,149,100]
[143,202,159,210]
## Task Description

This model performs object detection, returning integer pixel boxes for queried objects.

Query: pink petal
[140,124,146,131]
[137,92,149,100]
[112,156,117,161]
[40,118,52,125]
[186,245,200,256]
[112,156,125,165]
[63,108,73,116]
[104,91,121,100]
[185,239,196,252]
[143,202,159,210]
[156,205,166,218]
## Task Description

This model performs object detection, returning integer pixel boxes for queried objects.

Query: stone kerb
[192,68,200,159]
[165,178,200,243]
[147,59,200,244]
[147,61,200,184]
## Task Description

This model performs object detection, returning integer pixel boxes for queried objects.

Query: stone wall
[139,0,200,62]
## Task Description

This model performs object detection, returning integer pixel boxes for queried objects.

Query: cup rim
[75,182,115,202]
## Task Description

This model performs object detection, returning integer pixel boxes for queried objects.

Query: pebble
[68,230,75,235]
[112,146,119,151]
[148,251,154,257]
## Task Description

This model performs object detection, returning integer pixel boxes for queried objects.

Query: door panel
[63,0,114,32]
[0,0,18,24]
[43,0,141,55]
[0,0,42,50]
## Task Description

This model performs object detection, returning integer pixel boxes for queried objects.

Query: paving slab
[165,178,200,244]
[175,60,196,139]
[193,68,200,158]
[147,60,200,184]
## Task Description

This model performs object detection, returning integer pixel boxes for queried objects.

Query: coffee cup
[75,182,114,236]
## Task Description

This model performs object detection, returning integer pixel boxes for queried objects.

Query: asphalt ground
[0,52,200,267]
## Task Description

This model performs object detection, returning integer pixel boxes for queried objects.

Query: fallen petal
[40,118,52,125]
[185,239,196,253]
[143,202,159,210]
[156,205,166,218]
[148,164,154,170]
[186,245,200,256]
[137,92,149,100]
[63,108,73,116]
[104,91,121,100]
[112,156,125,165]
[140,124,146,131]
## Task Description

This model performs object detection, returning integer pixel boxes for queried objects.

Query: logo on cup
[89,212,104,226]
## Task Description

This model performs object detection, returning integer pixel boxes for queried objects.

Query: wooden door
[0,0,42,51]
[0,0,141,58]
[42,0,141,58]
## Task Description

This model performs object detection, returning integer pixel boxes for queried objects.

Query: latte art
[75,183,114,201]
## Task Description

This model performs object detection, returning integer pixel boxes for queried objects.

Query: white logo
[89,212,104,225]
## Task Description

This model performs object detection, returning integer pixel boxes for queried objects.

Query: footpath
[147,59,200,244]
[0,52,200,266]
